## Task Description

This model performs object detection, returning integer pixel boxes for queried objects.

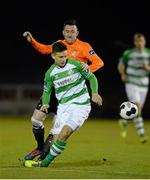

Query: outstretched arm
[23,31,52,55]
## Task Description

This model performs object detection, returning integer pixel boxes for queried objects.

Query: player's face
[63,25,79,44]
[52,51,67,67]
[134,37,146,50]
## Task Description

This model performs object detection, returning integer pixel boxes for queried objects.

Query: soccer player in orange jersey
[23,19,104,160]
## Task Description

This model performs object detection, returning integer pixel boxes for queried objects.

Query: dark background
[1,0,150,118]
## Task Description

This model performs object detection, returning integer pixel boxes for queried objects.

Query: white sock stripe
[134,117,144,128]
[52,144,63,153]
[134,117,143,123]
[50,148,58,156]
[135,122,144,128]
[137,129,145,136]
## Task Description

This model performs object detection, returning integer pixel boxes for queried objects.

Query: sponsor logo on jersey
[57,77,73,87]
[89,50,95,55]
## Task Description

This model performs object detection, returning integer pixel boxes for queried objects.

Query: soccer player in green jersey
[24,41,102,167]
[118,33,150,143]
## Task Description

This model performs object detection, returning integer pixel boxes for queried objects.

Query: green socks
[40,139,66,167]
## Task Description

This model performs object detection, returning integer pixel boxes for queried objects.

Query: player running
[24,41,102,167]
[118,33,150,143]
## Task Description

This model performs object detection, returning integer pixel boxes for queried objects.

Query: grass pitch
[0,116,150,179]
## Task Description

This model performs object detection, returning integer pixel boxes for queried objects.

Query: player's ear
[51,53,55,60]
[62,30,65,36]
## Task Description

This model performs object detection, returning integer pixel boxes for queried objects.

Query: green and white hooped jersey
[43,59,91,105]
[120,48,150,88]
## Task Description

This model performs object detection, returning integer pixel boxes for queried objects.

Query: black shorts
[35,90,58,114]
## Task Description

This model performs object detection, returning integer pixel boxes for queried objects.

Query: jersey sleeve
[144,48,150,65]
[42,71,53,104]
[83,43,104,72]
[31,37,52,55]
[76,61,92,79]
[76,61,98,93]
[121,50,130,65]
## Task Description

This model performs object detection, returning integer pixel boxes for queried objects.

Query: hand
[144,64,150,71]
[40,104,50,114]
[121,74,127,82]
[92,93,102,106]
[23,31,33,43]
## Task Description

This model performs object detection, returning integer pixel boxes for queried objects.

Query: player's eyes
[59,56,66,58]
[65,30,75,34]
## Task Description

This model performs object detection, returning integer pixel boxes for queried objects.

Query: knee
[31,110,47,129]
[32,109,47,121]
[31,116,44,129]
[58,126,73,142]
[58,132,68,142]
[135,102,141,113]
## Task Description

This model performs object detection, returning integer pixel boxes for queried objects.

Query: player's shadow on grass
[1,159,114,168]
[52,159,114,168]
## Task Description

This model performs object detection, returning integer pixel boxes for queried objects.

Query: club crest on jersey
[71,51,77,57]
[68,69,74,75]
[89,50,95,55]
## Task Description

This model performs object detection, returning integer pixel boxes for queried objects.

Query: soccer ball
[119,101,138,120]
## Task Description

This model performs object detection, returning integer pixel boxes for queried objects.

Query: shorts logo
[89,50,95,55]
[55,122,60,128]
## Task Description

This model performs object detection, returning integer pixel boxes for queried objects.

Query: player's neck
[55,59,68,68]
[136,47,145,53]
[65,38,78,45]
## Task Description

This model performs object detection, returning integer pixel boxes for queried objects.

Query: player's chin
[59,63,66,67]
[66,38,74,44]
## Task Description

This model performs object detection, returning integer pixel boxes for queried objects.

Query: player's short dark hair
[134,33,145,40]
[63,19,78,29]
[52,42,67,53]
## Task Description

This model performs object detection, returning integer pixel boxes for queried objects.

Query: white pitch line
[0,167,150,176]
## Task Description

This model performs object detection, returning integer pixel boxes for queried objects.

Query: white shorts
[51,103,91,135]
[125,83,148,108]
